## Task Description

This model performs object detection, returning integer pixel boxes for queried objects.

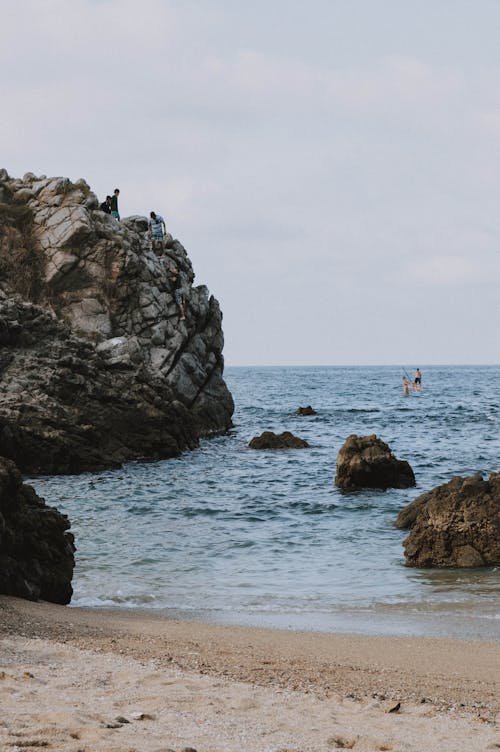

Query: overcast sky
[2,0,500,365]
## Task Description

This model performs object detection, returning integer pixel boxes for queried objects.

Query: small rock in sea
[248,431,309,449]
[296,405,317,415]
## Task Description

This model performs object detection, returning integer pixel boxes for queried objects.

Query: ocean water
[29,366,500,640]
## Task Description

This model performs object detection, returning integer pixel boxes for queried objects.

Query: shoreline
[138,600,500,642]
[1,596,498,751]
[1,596,498,711]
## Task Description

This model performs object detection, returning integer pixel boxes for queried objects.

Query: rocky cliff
[0,169,234,473]
[0,456,74,603]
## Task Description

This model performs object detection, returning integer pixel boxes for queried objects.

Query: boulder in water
[395,472,500,568]
[248,431,309,449]
[296,406,317,416]
[335,434,415,490]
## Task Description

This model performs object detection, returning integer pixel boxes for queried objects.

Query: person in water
[414,368,422,388]
[403,377,411,396]
[168,266,185,321]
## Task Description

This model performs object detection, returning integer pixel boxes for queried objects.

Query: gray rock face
[335,434,416,490]
[0,171,234,473]
[0,456,75,603]
[248,431,309,449]
[395,473,500,568]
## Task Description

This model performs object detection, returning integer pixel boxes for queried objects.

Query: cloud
[399,254,499,288]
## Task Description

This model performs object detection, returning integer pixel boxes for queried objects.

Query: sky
[2,0,500,365]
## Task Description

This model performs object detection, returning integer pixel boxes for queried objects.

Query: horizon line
[225,363,500,368]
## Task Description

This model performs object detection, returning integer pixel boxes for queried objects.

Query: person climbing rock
[168,266,185,321]
[148,211,167,255]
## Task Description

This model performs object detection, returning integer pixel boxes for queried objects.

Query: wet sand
[0,596,498,751]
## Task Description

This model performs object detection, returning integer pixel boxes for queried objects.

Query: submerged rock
[248,431,309,449]
[0,170,234,473]
[296,405,317,416]
[335,434,415,490]
[0,456,74,603]
[395,472,500,568]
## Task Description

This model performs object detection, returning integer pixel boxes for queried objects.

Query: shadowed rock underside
[0,456,75,603]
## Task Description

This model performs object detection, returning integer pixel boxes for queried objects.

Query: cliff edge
[0,169,234,474]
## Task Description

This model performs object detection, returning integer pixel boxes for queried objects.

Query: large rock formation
[0,170,234,473]
[335,434,415,490]
[395,473,500,568]
[0,456,74,602]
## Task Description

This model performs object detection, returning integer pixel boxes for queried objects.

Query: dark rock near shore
[296,406,317,416]
[395,472,500,568]
[0,456,75,603]
[335,434,415,490]
[0,170,234,474]
[248,431,309,449]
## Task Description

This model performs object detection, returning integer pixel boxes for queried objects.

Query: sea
[29,365,500,640]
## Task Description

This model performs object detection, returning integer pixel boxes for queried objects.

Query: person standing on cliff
[168,265,186,321]
[148,211,167,255]
[110,188,120,220]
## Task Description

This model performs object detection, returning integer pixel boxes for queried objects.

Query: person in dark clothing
[168,266,185,321]
[99,195,112,214]
[110,188,120,220]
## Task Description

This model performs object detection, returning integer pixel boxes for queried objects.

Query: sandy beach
[0,596,498,751]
